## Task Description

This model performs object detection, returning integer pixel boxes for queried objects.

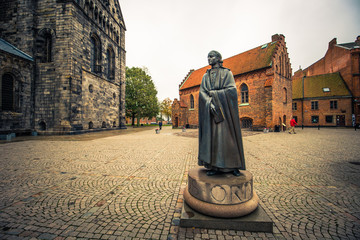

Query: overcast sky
[120,0,360,101]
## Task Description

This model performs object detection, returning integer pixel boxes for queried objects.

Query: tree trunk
[131,113,135,126]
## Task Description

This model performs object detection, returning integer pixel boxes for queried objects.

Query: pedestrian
[159,121,162,130]
[289,117,297,134]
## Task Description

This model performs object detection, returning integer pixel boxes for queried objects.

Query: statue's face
[208,52,220,66]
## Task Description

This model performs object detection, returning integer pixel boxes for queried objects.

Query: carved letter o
[210,185,226,202]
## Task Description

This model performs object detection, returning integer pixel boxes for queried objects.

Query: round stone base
[183,167,259,218]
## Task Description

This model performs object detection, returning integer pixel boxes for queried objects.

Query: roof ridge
[179,39,278,90]
[306,72,340,78]
[225,41,274,60]
[0,38,33,61]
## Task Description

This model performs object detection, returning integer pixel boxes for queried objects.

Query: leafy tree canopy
[160,97,172,122]
[125,67,159,126]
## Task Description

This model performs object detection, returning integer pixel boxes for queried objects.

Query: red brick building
[292,36,360,127]
[172,34,292,130]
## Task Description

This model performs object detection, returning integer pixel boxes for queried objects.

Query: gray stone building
[0,0,126,134]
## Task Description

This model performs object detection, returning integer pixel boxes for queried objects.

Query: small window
[190,94,194,109]
[311,116,319,123]
[106,47,115,80]
[90,34,101,73]
[283,88,287,103]
[44,32,52,62]
[241,84,249,103]
[36,29,54,63]
[292,102,297,110]
[311,101,318,110]
[330,100,337,109]
[323,88,330,92]
[241,118,253,128]
[89,84,94,93]
[326,115,333,123]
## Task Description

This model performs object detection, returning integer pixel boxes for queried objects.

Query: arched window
[44,32,52,62]
[98,12,102,25]
[1,73,20,111]
[190,94,194,109]
[240,84,249,103]
[282,53,285,76]
[90,34,101,73]
[94,7,98,22]
[106,47,115,80]
[283,87,287,103]
[279,56,282,76]
[36,28,54,63]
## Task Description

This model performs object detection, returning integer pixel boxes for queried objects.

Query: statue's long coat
[198,67,246,171]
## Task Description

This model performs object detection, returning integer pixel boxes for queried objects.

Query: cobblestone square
[0,127,359,239]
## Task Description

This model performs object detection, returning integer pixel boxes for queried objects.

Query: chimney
[356,35,360,44]
[329,38,337,48]
[272,34,284,42]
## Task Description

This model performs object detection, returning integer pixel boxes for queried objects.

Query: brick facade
[292,36,359,127]
[172,34,292,131]
[0,0,126,134]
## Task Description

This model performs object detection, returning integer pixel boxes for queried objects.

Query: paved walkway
[0,126,359,240]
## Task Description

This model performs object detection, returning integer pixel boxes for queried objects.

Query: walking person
[159,121,162,130]
[289,117,297,134]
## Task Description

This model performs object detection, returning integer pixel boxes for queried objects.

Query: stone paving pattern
[0,126,359,240]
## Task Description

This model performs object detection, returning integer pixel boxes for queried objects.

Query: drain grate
[349,162,360,165]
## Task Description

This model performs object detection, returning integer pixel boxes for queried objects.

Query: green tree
[160,97,172,122]
[125,67,159,126]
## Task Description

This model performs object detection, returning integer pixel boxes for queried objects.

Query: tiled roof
[292,72,352,99]
[180,42,277,90]
[337,42,360,50]
[0,38,33,61]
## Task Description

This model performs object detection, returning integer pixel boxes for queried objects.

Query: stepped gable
[179,69,195,88]
[180,41,278,90]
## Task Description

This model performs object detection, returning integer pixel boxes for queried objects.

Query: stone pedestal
[183,167,259,218]
[180,202,273,232]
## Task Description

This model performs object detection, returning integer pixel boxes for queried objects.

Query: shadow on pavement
[0,126,158,143]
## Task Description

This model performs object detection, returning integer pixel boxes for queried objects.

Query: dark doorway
[39,121,46,131]
[336,115,345,126]
[174,117,179,128]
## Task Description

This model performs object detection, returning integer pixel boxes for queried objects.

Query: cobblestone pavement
[0,126,359,240]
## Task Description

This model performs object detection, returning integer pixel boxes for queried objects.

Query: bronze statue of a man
[198,50,245,176]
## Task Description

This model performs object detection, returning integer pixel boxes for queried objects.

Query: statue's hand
[208,90,214,97]
[210,103,216,112]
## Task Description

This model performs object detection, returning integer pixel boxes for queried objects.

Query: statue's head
[208,50,223,67]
